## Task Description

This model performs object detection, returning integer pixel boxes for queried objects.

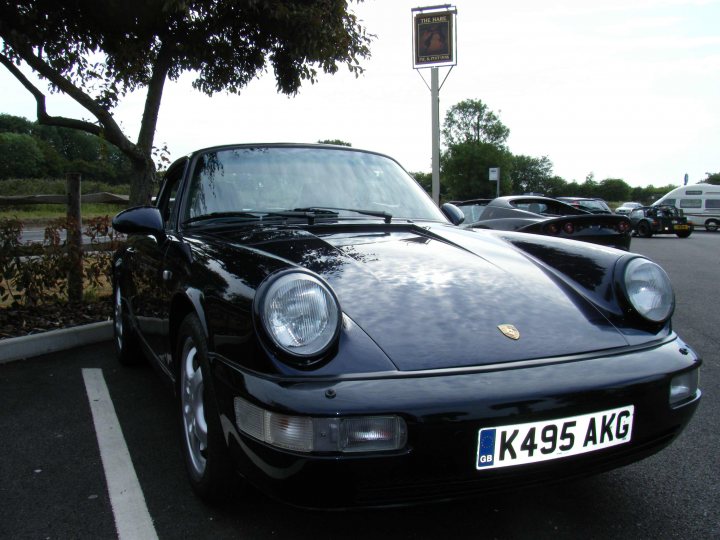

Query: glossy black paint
[455,196,632,250]
[113,144,700,508]
[440,202,465,225]
[212,337,699,507]
[113,206,164,237]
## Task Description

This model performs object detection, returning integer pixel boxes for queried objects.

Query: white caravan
[653,185,720,231]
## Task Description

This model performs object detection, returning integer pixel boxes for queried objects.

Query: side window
[157,160,187,229]
[662,199,676,207]
[705,199,720,209]
[679,199,702,209]
[630,209,643,219]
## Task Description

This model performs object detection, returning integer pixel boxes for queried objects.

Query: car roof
[180,142,397,163]
[448,199,492,206]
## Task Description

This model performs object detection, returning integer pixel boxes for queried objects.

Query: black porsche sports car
[112,144,700,508]
[455,196,632,250]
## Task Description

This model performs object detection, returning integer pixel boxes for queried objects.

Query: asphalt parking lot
[1,232,718,539]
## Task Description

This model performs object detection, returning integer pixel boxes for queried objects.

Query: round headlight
[623,258,674,323]
[258,272,340,358]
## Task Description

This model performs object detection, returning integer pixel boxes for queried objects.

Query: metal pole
[431,67,440,205]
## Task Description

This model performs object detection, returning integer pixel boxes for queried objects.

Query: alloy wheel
[180,337,208,479]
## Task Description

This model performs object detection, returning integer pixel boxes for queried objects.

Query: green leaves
[0,216,122,307]
[442,99,510,149]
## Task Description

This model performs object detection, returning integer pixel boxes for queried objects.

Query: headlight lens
[623,258,674,322]
[259,272,340,358]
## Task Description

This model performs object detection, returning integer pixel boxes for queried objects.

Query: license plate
[476,406,634,470]
[674,224,689,230]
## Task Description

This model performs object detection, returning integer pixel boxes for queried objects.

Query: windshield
[456,203,487,223]
[182,146,445,224]
[577,199,610,212]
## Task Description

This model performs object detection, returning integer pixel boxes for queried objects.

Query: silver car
[615,202,642,215]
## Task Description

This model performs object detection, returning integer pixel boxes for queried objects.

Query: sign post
[489,167,500,198]
[412,5,457,205]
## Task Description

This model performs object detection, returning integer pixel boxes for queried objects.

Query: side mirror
[440,203,465,226]
[113,206,165,237]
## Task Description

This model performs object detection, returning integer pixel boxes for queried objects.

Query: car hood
[202,224,629,371]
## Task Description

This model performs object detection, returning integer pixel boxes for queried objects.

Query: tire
[637,221,653,238]
[676,230,692,238]
[177,313,235,501]
[113,283,143,365]
[705,219,719,232]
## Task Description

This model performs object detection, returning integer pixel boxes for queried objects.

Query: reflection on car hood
[204,224,630,371]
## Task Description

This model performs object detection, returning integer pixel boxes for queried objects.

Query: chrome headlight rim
[254,269,342,364]
[617,255,675,324]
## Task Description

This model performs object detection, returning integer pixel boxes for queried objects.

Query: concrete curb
[0,321,112,365]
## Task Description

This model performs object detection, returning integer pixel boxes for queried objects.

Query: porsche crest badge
[498,324,520,340]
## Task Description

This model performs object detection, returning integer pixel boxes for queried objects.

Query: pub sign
[413,8,457,68]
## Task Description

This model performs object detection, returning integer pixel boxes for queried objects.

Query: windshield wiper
[293,207,392,224]
[183,210,316,226]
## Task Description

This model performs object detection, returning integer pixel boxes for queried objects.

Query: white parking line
[82,368,159,540]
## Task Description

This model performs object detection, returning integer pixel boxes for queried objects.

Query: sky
[1,0,719,188]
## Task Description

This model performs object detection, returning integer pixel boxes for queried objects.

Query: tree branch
[0,52,104,136]
[0,28,143,161]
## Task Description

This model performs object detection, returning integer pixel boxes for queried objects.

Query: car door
[132,160,187,368]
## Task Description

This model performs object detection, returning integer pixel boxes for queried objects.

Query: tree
[0,1,372,204]
[0,113,34,134]
[702,172,720,185]
[318,139,352,147]
[543,175,569,198]
[0,113,134,182]
[0,132,44,178]
[442,99,510,148]
[595,178,631,202]
[440,141,513,200]
[510,155,554,195]
[577,173,598,197]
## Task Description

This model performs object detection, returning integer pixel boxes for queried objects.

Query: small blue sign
[477,429,496,468]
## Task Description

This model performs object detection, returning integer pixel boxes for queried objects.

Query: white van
[653,185,720,231]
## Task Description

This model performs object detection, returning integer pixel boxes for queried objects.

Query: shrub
[0,216,123,307]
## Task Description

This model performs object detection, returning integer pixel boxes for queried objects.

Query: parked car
[449,198,491,223]
[556,197,613,214]
[457,195,632,250]
[615,202,643,215]
[629,205,693,238]
[112,144,700,508]
[652,185,720,232]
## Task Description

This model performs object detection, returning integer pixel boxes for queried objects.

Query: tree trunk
[128,155,156,206]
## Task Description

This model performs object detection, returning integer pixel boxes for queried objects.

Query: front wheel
[637,221,653,238]
[676,230,692,238]
[705,219,719,232]
[177,313,235,501]
[113,284,142,365]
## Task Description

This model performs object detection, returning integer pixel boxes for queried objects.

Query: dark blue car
[112,144,700,508]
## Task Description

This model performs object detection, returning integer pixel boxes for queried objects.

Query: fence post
[66,172,83,303]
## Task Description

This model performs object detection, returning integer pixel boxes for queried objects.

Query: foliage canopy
[442,99,510,149]
[0,0,373,204]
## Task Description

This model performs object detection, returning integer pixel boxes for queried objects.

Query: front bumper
[210,336,700,508]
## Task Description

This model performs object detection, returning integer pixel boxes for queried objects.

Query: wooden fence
[0,173,128,303]
[0,192,129,205]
